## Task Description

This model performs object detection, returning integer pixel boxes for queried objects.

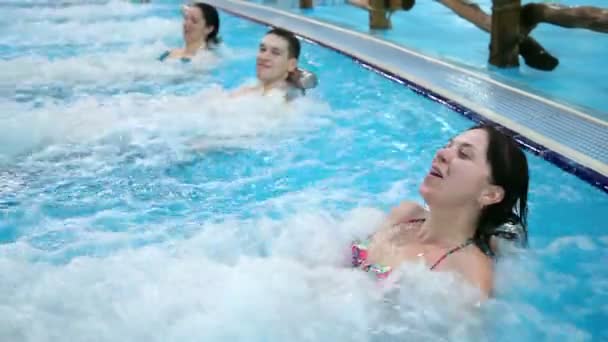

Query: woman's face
[420,129,497,209]
[182,6,209,44]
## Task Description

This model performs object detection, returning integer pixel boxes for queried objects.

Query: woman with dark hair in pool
[159,2,220,62]
[352,124,528,298]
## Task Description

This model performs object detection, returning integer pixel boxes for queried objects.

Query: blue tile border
[205,0,608,194]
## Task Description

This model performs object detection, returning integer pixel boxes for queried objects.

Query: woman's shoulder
[159,48,189,61]
[388,201,426,224]
[452,245,494,297]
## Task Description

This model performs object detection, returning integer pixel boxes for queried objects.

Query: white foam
[0,2,181,46]
[589,277,608,296]
[0,0,150,28]
[0,171,26,196]
[542,235,597,254]
[1,199,597,341]
[0,207,499,342]
[2,14,177,46]
[493,250,542,295]
[0,87,331,161]
[265,207,385,266]
[484,299,591,341]
[1,43,215,88]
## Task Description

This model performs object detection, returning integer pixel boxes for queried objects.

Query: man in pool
[232,28,316,101]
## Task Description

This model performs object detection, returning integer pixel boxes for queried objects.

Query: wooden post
[489,0,521,67]
[370,0,391,29]
[300,0,313,9]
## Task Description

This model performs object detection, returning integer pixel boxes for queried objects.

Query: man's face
[256,34,297,84]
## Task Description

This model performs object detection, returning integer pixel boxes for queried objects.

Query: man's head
[256,28,300,85]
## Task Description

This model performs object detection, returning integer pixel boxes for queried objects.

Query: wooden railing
[279,0,607,71]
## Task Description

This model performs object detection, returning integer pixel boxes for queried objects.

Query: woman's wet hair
[470,124,529,253]
[193,3,221,45]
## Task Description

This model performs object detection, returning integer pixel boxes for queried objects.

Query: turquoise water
[1,1,607,341]
[270,0,608,119]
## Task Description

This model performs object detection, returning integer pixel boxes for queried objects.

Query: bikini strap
[429,238,474,270]
[158,50,170,62]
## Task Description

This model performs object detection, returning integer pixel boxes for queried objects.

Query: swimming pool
[267,0,608,119]
[1,1,607,341]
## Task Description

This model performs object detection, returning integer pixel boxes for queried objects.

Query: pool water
[1,1,607,341]
[271,0,608,119]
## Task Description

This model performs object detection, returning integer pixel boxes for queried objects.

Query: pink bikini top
[351,219,474,279]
